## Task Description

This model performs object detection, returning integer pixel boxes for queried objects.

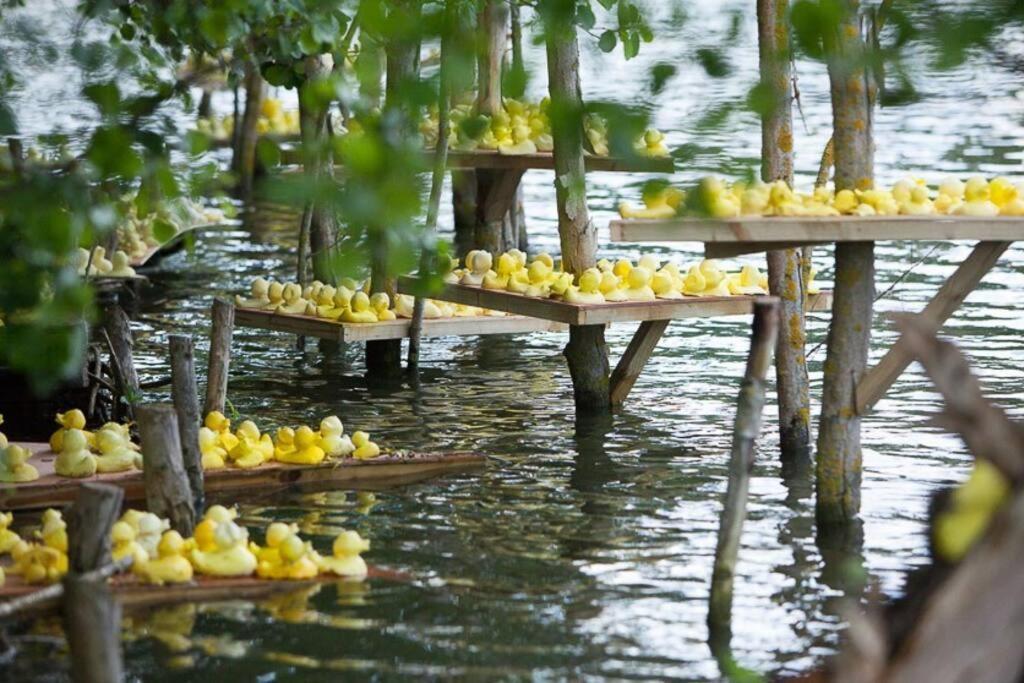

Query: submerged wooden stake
[136,403,195,536]
[758,0,811,463]
[169,334,205,516]
[63,483,124,683]
[204,297,234,417]
[708,299,780,644]
[546,5,610,411]
[817,0,876,526]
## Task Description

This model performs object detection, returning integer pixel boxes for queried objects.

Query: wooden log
[136,404,195,536]
[169,335,204,516]
[758,0,811,463]
[708,299,780,646]
[63,483,124,683]
[857,240,1011,413]
[546,4,610,411]
[609,320,669,407]
[203,297,234,417]
[817,0,876,526]
[233,63,265,201]
[102,302,140,410]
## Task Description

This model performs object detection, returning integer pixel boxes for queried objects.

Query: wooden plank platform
[234,306,568,343]
[609,216,1024,257]
[132,222,224,268]
[0,444,486,512]
[398,277,833,326]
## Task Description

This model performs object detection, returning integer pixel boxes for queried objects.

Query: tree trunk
[233,62,265,202]
[758,0,811,464]
[137,403,196,536]
[169,334,204,516]
[203,297,234,417]
[298,55,337,285]
[546,5,609,412]
[817,0,876,526]
[356,28,385,109]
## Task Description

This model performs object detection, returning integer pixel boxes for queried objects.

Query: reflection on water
[4,0,1024,679]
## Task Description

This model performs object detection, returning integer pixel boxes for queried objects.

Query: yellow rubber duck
[261,281,285,310]
[0,445,40,483]
[36,509,68,553]
[11,543,67,584]
[565,269,606,304]
[597,271,627,302]
[741,184,771,216]
[134,530,194,585]
[204,411,240,452]
[341,292,379,323]
[319,286,352,320]
[652,271,682,299]
[0,414,7,450]
[618,186,678,220]
[111,520,150,566]
[316,531,370,579]
[250,521,297,566]
[954,176,1000,217]
[524,261,553,298]
[199,427,227,470]
[351,431,380,460]
[108,251,136,278]
[49,409,92,453]
[934,178,965,214]
[273,427,297,461]
[302,280,324,301]
[276,426,325,466]
[484,252,517,290]
[191,505,238,553]
[989,176,1019,208]
[94,423,142,473]
[54,429,97,478]
[370,293,397,321]
[277,283,310,315]
[190,520,257,577]
[314,285,338,318]
[0,512,21,554]
[612,259,633,281]
[461,251,493,287]
[806,268,821,296]
[134,512,171,558]
[624,266,656,301]
[549,271,575,298]
[639,129,669,158]
[682,264,707,296]
[257,532,319,580]
[832,189,859,214]
[728,264,768,295]
[228,435,270,470]
[933,459,1010,563]
[236,420,274,461]
[318,416,354,458]
[900,185,935,215]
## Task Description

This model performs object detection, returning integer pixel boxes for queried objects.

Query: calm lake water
[5,1,1024,680]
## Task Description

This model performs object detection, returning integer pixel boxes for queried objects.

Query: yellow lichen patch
[778,129,794,154]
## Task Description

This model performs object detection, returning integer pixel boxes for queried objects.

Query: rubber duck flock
[0,505,370,587]
[619,176,1024,219]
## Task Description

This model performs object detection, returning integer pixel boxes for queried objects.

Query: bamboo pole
[817,1,876,526]
[137,403,195,536]
[63,483,124,683]
[204,297,234,417]
[758,0,811,463]
[546,3,610,411]
[233,62,265,201]
[169,334,204,516]
[708,299,780,646]
[408,1,455,372]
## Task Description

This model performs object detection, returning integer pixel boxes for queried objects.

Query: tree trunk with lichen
[298,55,337,285]
[547,8,609,411]
[232,63,265,202]
[817,0,876,526]
[758,0,811,463]
[367,1,420,377]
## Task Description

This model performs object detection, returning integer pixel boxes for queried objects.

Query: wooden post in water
[169,334,204,516]
[369,0,421,378]
[708,299,779,647]
[233,62,265,202]
[63,483,124,683]
[137,403,195,536]
[204,297,233,417]
[102,301,140,410]
[546,3,610,411]
[816,1,876,526]
[758,0,811,463]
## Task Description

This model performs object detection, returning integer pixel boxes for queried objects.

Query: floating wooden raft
[397,277,833,326]
[0,566,409,617]
[234,306,568,343]
[0,444,485,512]
[608,215,1024,257]
[132,221,227,268]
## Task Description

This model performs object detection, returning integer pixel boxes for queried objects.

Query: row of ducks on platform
[236,278,507,322]
[0,408,382,482]
[73,246,138,278]
[452,250,821,302]
[0,506,370,586]
[200,411,380,470]
[618,176,1024,220]
[115,195,226,260]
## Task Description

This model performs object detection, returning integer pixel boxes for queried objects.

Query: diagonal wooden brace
[476,168,526,224]
[857,240,1012,413]
[610,319,670,406]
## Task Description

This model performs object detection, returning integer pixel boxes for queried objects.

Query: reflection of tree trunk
[197,89,212,119]
[547,11,609,412]
[233,63,265,202]
[817,0,876,527]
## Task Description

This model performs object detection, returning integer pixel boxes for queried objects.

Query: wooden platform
[609,215,1024,257]
[234,306,568,343]
[440,149,673,173]
[132,221,224,268]
[397,277,833,326]
[0,444,486,511]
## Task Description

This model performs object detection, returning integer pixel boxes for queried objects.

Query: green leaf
[256,137,282,168]
[84,82,121,116]
[623,31,640,60]
[598,30,617,53]
[152,217,177,244]
[86,126,142,178]
[577,4,596,30]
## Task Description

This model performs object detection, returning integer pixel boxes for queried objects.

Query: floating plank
[398,277,832,326]
[609,215,1024,256]
[0,444,486,512]
[233,306,568,343]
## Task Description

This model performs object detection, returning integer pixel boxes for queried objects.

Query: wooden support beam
[169,334,205,516]
[204,297,234,417]
[609,320,669,406]
[858,240,1011,413]
[136,403,195,536]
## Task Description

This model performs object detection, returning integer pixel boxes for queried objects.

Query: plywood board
[0,444,486,511]
[234,307,568,342]
[398,278,832,326]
